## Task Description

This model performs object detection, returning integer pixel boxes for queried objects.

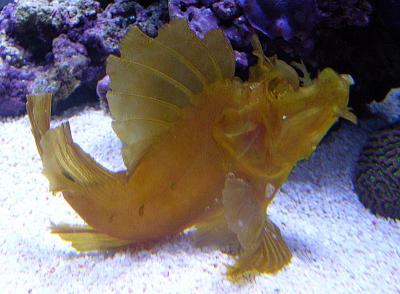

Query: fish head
[213,65,356,186]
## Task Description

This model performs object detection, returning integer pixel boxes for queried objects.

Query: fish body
[103,82,234,241]
[27,19,356,279]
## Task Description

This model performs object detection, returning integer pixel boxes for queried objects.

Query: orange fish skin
[33,68,353,245]
[27,19,357,277]
[60,81,238,242]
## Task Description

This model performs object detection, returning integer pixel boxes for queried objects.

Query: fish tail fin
[40,122,118,192]
[222,175,292,281]
[51,224,133,252]
[27,94,130,240]
[27,94,120,193]
[26,93,52,157]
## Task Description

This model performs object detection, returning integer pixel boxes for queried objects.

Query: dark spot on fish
[139,205,144,216]
[62,169,76,182]
[109,214,115,223]
[170,182,176,190]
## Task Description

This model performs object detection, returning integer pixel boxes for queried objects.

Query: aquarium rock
[96,74,110,110]
[0,0,168,117]
[314,1,400,109]
[368,89,400,125]
[237,0,400,109]
[169,0,253,78]
[317,0,372,28]
[376,0,400,32]
[0,0,12,10]
[170,0,372,60]
[2,0,397,116]
[168,0,388,109]
[354,122,400,220]
[239,0,319,45]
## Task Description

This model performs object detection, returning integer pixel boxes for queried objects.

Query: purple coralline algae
[238,0,373,56]
[0,0,168,117]
[96,74,110,108]
[169,0,254,78]
[317,0,372,28]
[239,0,318,44]
[170,0,400,110]
[169,0,376,102]
[169,0,373,59]
[1,0,398,116]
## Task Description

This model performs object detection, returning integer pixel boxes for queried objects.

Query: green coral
[354,123,400,220]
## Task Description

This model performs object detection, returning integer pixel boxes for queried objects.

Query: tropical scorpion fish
[27,19,356,279]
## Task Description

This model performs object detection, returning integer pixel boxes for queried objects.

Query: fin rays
[124,27,209,87]
[40,122,117,191]
[156,19,228,82]
[108,92,182,121]
[107,19,235,171]
[116,58,196,102]
[26,93,52,157]
[51,224,132,252]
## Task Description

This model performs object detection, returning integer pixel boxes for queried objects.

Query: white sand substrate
[0,107,399,293]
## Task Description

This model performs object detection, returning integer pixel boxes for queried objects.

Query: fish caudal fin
[51,224,132,252]
[26,93,52,157]
[40,122,119,192]
[27,94,133,243]
[222,175,292,280]
[27,94,122,193]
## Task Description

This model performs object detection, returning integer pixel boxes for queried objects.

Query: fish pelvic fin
[192,209,237,247]
[222,175,291,281]
[51,224,132,252]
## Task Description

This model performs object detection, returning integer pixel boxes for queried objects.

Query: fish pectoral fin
[50,224,133,252]
[227,218,292,280]
[222,175,292,280]
[193,209,237,247]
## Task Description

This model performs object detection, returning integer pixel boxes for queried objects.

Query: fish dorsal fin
[106,19,235,171]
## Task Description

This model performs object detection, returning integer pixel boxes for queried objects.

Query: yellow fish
[27,19,356,280]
